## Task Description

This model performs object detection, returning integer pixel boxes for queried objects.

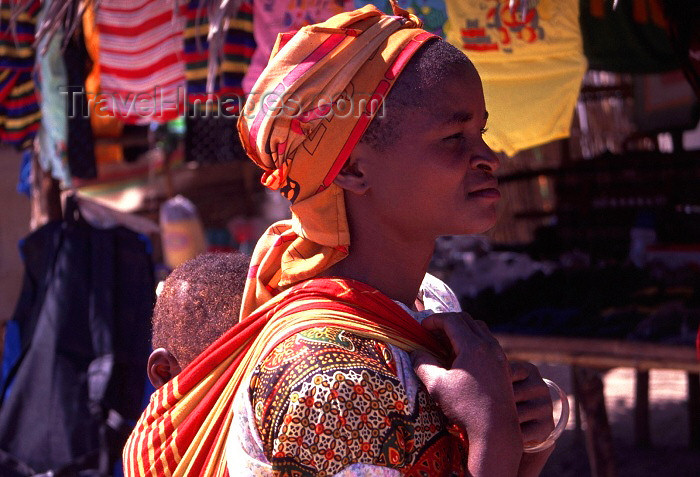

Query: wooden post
[573,366,617,477]
[571,365,584,442]
[634,370,651,447]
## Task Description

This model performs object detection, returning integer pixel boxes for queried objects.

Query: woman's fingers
[411,349,446,398]
[422,312,502,357]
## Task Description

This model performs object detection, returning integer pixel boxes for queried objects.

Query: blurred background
[1,0,699,476]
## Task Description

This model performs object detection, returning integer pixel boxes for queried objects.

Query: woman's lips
[468,187,501,200]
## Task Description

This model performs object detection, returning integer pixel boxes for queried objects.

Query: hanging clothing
[184,0,255,110]
[354,0,448,37]
[96,0,186,123]
[0,198,154,475]
[185,112,247,163]
[580,0,678,74]
[35,0,70,185]
[241,0,353,94]
[62,23,97,179]
[444,0,587,156]
[0,0,41,150]
[83,1,126,166]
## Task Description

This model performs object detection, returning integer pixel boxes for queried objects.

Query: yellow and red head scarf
[238,2,436,318]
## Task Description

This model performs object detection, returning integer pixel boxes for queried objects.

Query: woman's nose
[470,143,500,173]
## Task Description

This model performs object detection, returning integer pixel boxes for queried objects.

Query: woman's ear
[333,146,372,195]
[147,348,182,389]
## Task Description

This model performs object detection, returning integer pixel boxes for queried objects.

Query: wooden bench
[495,334,700,477]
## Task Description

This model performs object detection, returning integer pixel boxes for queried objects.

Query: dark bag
[0,197,154,476]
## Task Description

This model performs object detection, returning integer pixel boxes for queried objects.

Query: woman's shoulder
[247,326,460,475]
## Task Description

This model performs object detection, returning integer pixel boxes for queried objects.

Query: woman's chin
[453,211,498,236]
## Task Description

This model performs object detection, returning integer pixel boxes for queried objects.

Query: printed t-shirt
[444,0,587,156]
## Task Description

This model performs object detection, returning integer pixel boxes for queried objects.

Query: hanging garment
[354,0,448,37]
[0,197,154,475]
[241,0,353,94]
[444,0,587,156]
[35,1,70,185]
[184,0,255,110]
[96,0,186,123]
[62,23,97,179]
[83,1,126,166]
[185,112,246,163]
[580,0,678,74]
[0,0,41,150]
[664,0,700,100]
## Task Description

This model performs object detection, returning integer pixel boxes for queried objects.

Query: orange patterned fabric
[122,278,447,477]
[249,326,468,475]
[238,3,436,318]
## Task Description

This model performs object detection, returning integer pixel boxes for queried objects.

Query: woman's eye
[443,132,463,141]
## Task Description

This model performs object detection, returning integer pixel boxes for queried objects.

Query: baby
[147,252,249,388]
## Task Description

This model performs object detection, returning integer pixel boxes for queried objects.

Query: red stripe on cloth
[100,32,182,56]
[463,43,499,52]
[247,264,259,279]
[282,33,345,86]
[386,32,433,80]
[248,33,345,147]
[0,32,34,43]
[317,33,436,191]
[0,72,19,98]
[5,93,38,109]
[100,0,159,14]
[1,122,39,141]
[98,10,172,36]
[100,54,182,79]
[222,44,256,57]
[182,51,208,63]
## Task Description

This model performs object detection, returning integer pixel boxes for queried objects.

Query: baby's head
[147,252,249,388]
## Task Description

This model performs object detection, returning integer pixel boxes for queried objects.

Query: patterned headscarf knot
[388,0,423,29]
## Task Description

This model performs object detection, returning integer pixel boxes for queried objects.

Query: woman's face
[359,62,501,240]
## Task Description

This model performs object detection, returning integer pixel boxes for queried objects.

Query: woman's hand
[510,361,555,446]
[511,361,556,477]
[411,312,523,476]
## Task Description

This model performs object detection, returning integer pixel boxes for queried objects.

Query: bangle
[523,378,570,454]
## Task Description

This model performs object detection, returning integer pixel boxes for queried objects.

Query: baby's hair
[151,252,250,367]
[360,38,472,151]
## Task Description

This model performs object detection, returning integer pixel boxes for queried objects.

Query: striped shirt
[96,0,186,123]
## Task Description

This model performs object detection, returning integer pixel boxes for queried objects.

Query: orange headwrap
[238,2,436,318]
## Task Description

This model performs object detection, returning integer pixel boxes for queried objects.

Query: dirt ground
[536,364,700,476]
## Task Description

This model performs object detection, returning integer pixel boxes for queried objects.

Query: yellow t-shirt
[444,0,587,156]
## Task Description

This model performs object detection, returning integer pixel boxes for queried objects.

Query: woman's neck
[323,218,435,308]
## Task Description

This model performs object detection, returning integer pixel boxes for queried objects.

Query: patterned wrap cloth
[237,3,436,319]
[122,278,448,477]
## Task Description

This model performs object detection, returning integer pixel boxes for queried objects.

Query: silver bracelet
[523,378,570,454]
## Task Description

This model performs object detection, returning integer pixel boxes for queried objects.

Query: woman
[124,4,555,476]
